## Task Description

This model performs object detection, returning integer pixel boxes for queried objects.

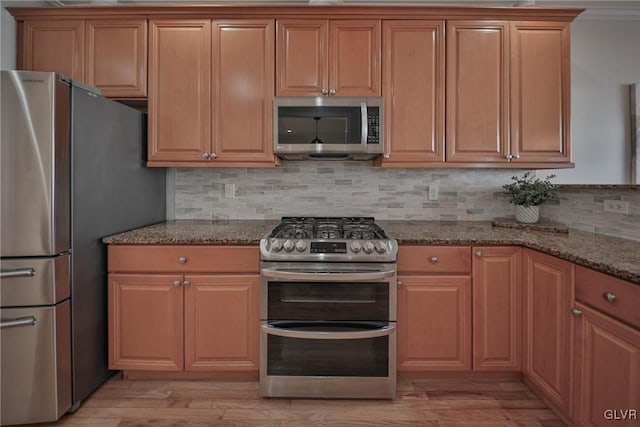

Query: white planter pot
[515,205,540,224]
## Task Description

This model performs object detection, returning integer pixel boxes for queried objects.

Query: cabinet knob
[173,280,182,287]
[506,154,513,160]
[571,308,582,317]
[210,152,217,159]
[475,251,483,258]
[178,257,187,264]
[602,292,616,303]
[383,154,390,160]
[321,88,328,95]
[183,280,191,287]
[397,280,403,287]
[329,88,336,95]
[201,153,210,159]
[514,154,520,159]
[429,256,438,264]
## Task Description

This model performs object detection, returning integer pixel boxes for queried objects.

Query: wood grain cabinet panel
[108,274,184,371]
[148,20,211,163]
[21,20,85,80]
[522,249,574,416]
[472,246,522,371]
[381,20,445,166]
[446,21,510,163]
[212,20,275,166]
[573,303,640,427]
[276,19,380,96]
[510,21,571,164]
[398,275,472,371]
[85,20,147,98]
[184,275,259,371]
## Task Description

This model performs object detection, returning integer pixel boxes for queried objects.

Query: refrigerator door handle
[0,268,36,279]
[0,316,37,329]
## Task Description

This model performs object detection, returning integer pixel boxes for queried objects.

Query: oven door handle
[260,268,396,282]
[261,323,396,340]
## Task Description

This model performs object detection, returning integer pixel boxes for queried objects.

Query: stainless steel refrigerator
[0,70,166,425]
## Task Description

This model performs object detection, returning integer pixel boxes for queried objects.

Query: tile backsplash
[173,163,640,241]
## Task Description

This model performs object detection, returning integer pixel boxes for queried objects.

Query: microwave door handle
[262,323,395,340]
[361,101,368,148]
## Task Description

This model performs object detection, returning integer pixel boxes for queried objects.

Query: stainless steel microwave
[274,97,383,160]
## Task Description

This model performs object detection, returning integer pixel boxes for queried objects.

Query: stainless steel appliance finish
[0,70,166,425]
[274,96,383,160]
[259,217,398,399]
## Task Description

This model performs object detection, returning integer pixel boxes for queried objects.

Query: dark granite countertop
[103,220,640,285]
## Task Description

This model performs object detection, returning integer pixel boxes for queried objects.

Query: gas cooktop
[260,217,397,262]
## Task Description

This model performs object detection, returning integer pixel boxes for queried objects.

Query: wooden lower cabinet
[185,275,259,371]
[573,303,640,427]
[108,265,259,372]
[108,274,184,371]
[472,246,521,371]
[398,275,472,371]
[522,249,574,416]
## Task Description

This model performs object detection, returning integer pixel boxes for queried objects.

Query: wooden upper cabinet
[277,19,380,96]
[472,246,521,371]
[148,20,211,163]
[212,20,276,166]
[381,20,445,166]
[510,21,571,164]
[446,21,510,163]
[522,249,575,416]
[22,20,85,80]
[85,20,147,98]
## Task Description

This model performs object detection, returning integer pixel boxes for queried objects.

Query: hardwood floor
[34,376,566,427]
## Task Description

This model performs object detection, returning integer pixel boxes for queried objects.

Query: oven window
[267,281,389,321]
[266,323,389,377]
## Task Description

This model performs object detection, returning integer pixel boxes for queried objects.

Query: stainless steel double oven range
[259,217,398,399]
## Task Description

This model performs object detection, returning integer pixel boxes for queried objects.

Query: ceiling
[2,0,639,19]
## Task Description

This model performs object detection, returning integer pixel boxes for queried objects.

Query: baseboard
[121,370,259,381]
[398,371,523,381]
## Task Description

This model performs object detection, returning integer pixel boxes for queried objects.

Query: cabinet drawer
[575,266,639,329]
[108,245,259,273]
[397,246,471,274]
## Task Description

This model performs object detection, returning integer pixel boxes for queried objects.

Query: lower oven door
[260,321,396,399]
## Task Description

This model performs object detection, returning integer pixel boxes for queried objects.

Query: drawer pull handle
[429,256,438,264]
[173,280,182,287]
[571,308,582,317]
[602,292,616,303]
[178,257,187,264]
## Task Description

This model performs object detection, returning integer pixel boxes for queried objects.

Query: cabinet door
[473,246,521,371]
[381,20,444,166]
[398,275,472,370]
[446,21,510,163]
[574,303,640,427]
[212,20,275,166]
[511,22,571,164]
[523,249,574,415]
[330,20,381,96]
[276,19,328,96]
[148,20,211,163]
[22,20,84,80]
[85,20,147,98]
[184,275,259,371]
[108,274,184,371]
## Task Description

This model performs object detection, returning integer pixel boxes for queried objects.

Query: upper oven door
[274,97,382,157]
[260,262,397,322]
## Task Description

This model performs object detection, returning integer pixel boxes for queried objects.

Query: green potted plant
[502,172,559,223]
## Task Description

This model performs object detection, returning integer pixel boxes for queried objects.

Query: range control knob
[350,241,362,253]
[375,241,387,254]
[295,240,307,252]
[283,240,295,252]
[363,241,375,254]
[271,239,283,252]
